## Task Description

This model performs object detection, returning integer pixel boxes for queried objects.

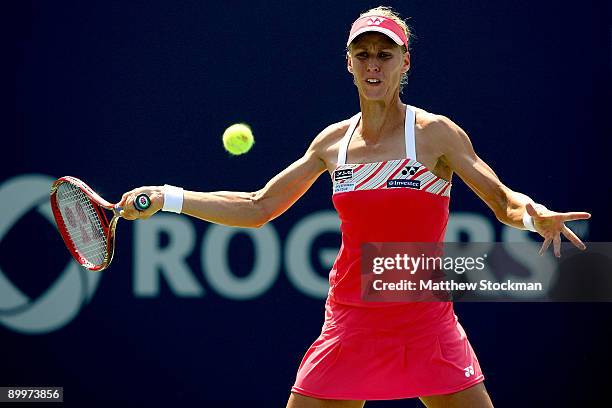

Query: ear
[346,52,353,74]
[401,51,411,74]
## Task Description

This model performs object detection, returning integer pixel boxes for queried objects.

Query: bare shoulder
[412,106,471,149]
[413,106,460,135]
[308,118,352,169]
[309,119,350,151]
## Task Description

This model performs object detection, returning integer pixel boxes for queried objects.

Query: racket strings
[56,183,108,266]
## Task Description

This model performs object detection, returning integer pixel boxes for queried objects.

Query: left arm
[432,116,591,256]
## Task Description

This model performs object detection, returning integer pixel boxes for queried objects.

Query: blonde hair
[348,6,413,91]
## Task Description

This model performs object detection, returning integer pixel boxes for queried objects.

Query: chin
[360,89,389,101]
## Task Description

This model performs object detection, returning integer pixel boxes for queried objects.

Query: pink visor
[347,15,408,48]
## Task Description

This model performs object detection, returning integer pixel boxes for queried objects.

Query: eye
[378,52,392,59]
[355,52,368,59]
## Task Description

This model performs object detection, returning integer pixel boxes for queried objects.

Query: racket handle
[134,193,152,211]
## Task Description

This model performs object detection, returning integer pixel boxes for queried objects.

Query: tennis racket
[50,176,151,271]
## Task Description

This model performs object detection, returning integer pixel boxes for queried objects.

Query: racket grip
[134,193,152,211]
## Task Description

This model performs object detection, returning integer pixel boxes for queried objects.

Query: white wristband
[522,203,546,232]
[162,184,184,214]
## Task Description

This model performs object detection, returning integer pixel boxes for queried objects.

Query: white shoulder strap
[404,105,417,161]
[337,113,361,165]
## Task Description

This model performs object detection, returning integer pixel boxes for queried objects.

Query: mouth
[365,78,382,86]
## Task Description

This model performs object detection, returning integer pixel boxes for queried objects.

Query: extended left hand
[525,203,591,257]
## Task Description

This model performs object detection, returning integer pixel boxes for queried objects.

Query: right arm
[119,126,337,227]
[181,144,326,227]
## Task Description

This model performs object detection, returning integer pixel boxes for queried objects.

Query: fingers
[118,191,133,208]
[116,186,164,221]
[539,237,552,256]
[561,225,587,251]
[119,195,139,220]
[534,207,590,257]
[525,202,538,217]
[560,212,591,222]
[118,188,143,208]
[539,233,562,257]
[553,234,561,258]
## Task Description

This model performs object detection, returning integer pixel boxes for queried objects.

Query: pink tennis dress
[291,105,484,400]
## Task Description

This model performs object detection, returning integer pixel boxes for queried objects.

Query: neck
[358,97,405,143]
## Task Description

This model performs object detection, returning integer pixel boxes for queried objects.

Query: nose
[366,59,380,72]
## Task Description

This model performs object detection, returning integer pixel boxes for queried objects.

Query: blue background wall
[2,1,611,406]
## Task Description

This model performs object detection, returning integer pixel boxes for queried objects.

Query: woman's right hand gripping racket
[50,176,151,271]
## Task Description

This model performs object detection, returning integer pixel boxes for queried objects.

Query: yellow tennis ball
[222,123,254,155]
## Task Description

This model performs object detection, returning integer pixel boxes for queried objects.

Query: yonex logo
[464,365,475,377]
[401,166,419,176]
[0,174,102,334]
[367,17,385,26]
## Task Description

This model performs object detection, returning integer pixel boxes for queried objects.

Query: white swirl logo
[0,174,102,334]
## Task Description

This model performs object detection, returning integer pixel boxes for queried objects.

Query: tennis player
[118,6,591,407]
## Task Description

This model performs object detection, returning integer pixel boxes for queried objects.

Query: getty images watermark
[360,242,612,302]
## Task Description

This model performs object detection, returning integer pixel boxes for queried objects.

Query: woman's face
[347,32,410,101]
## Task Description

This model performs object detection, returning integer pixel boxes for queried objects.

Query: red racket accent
[50,177,120,271]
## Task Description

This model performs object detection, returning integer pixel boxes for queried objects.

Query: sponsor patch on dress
[387,179,421,189]
[334,168,353,181]
[334,182,356,193]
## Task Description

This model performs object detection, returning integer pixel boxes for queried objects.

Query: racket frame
[50,176,120,271]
